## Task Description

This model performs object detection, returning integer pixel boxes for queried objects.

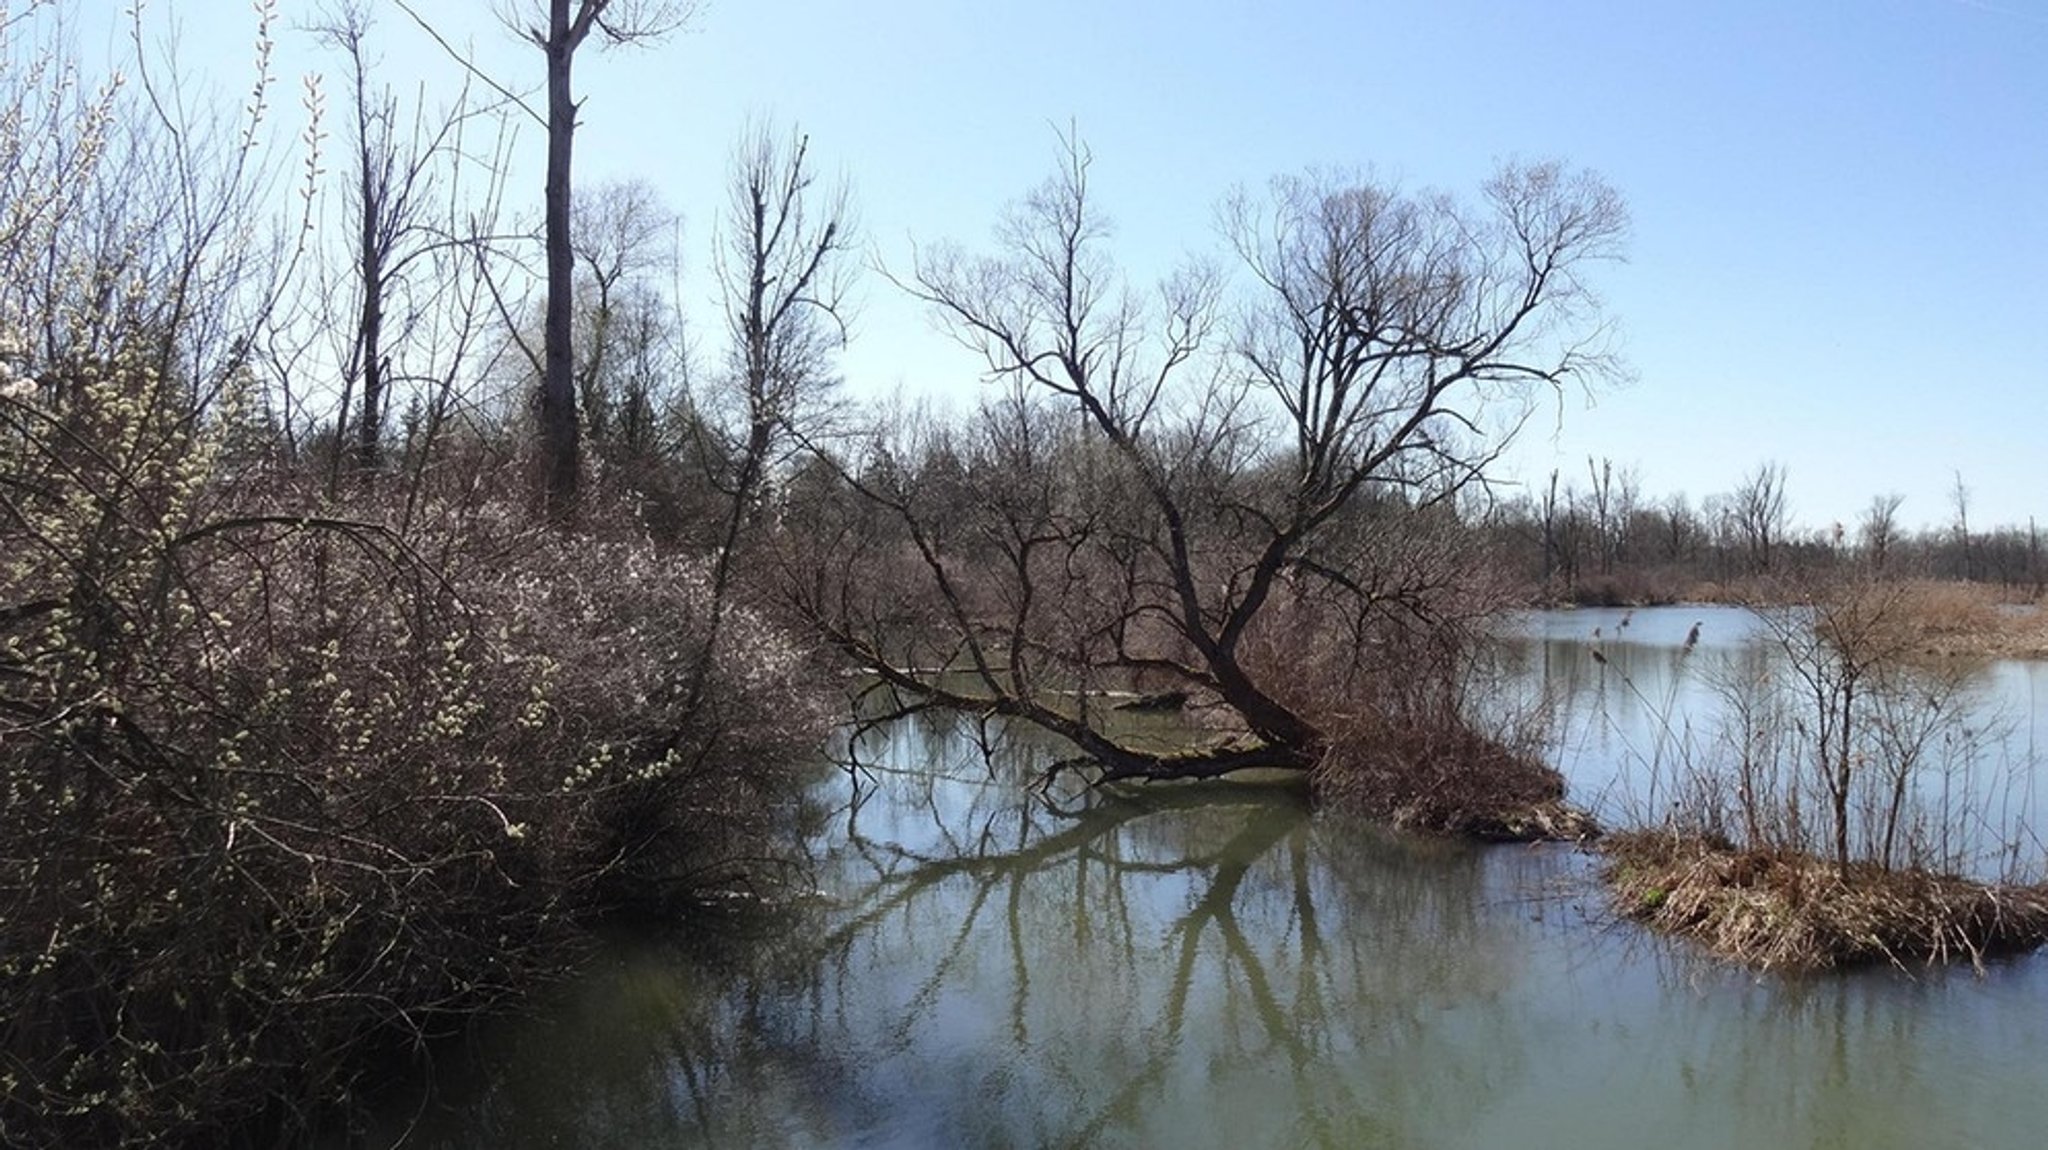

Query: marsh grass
[1605,830,2048,972]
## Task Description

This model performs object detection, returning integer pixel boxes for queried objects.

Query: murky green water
[372,609,2048,1149]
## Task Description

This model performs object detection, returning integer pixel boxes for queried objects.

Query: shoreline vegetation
[1310,718,1600,843]
[1536,579,2048,659]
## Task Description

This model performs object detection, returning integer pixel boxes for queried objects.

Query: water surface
[377,609,2048,1149]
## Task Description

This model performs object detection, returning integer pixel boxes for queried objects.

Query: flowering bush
[0,6,831,1143]
[0,358,825,1145]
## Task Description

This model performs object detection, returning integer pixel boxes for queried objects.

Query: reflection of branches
[819,769,1356,1146]
[829,785,1282,947]
[385,706,1581,1149]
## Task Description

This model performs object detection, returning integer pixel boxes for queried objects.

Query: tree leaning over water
[785,139,1628,785]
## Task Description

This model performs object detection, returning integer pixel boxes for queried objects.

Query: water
[371,609,2048,1149]
[1517,605,2048,877]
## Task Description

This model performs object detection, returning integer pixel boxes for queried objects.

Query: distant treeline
[1474,459,2044,604]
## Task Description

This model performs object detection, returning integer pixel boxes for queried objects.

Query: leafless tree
[1730,461,1789,574]
[687,121,854,716]
[797,140,1625,784]
[1583,456,1639,575]
[710,123,853,541]
[1949,469,1974,581]
[1539,470,1571,587]
[1752,575,1982,875]
[312,1,498,480]
[1859,492,1904,573]
[1660,491,1697,564]
[569,178,677,447]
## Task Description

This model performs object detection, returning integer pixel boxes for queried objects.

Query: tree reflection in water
[840,717,1562,1144]
[375,702,2048,1150]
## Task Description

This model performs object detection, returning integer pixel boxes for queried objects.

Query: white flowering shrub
[0,7,831,1145]
[0,400,826,1147]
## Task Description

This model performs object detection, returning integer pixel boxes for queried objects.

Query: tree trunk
[355,152,384,473]
[540,0,581,516]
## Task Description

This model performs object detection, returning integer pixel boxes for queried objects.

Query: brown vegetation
[1594,573,2048,972]
[1861,580,2048,660]
[1605,831,2048,972]
[788,136,1627,797]
[1313,717,1594,841]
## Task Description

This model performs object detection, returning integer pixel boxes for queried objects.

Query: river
[365,607,2048,1149]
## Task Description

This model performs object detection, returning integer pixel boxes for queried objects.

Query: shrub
[1235,545,1594,841]
[1,360,825,1146]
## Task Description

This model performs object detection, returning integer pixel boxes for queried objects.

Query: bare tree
[709,122,853,565]
[1949,469,1974,581]
[1539,470,1571,587]
[503,0,693,515]
[1659,491,1696,564]
[313,1,492,479]
[2032,518,2043,598]
[1755,575,1980,875]
[569,178,676,446]
[1859,492,1904,574]
[797,141,1625,784]
[1582,456,1638,576]
[1730,461,1789,574]
[691,121,854,713]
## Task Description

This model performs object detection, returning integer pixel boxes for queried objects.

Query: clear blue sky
[77,0,2048,532]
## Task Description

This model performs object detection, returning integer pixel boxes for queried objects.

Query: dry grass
[1604,831,2048,972]
[1879,581,2048,659]
[1714,577,2048,659]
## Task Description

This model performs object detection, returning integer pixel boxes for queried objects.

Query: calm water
[1518,605,2048,877]
[374,609,2048,1149]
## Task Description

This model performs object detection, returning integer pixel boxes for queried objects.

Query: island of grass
[1593,577,2048,973]
[1604,832,2048,972]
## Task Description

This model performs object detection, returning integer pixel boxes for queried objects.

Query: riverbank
[1603,832,2048,972]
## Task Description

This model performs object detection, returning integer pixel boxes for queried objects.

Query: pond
[366,608,2048,1149]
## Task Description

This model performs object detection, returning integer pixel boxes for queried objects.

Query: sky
[61,0,2048,532]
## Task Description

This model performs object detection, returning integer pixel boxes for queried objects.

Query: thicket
[0,7,827,1145]
[0,409,821,1143]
